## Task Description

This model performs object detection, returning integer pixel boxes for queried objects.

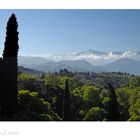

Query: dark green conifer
[3,14,19,58]
[63,79,71,121]
[0,14,19,118]
[108,83,120,121]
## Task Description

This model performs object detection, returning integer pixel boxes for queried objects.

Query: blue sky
[0,10,140,56]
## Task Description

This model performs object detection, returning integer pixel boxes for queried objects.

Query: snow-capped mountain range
[18,50,140,75]
[45,50,140,65]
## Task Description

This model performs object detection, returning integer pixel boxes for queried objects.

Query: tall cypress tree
[1,14,19,118]
[3,14,19,58]
[108,83,120,121]
[63,79,71,121]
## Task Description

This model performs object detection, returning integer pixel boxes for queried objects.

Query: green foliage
[101,97,111,111]
[44,85,64,118]
[70,87,86,120]
[71,93,85,120]
[128,99,140,121]
[10,68,140,121]
[45,73,62,86]
[116,86,140,120]
[18,90,61,120]
[100,88,110,100]
[129,76,140,87]
[59,76,82,91]
[63,79,71,121]
[84,107,106,121]
[82,86,100,108]
[72,87,83,97]
[116,89,130,120]
[18,73,35,81]
[45,74,82,92]
[16,72,140,121]
[128,88,140,106]
[107,84,120,121]
[116,88,130,108]
[116,86,140,107]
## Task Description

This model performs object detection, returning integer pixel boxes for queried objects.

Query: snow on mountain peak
[45,50,140,66]
[76,49,106,56]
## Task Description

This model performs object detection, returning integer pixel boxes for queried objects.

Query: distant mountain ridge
[18,66,43,76]
[23,60,95,73]
[98,58,140,75]
[18,50,140,75]
[45,49,140,65]
[76,49,106,56]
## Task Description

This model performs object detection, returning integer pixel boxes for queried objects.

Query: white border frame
[0,1,140,139]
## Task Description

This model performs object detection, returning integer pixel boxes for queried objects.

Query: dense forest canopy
[17,69,140,121]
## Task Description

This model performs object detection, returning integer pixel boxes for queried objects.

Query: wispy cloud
[45,50,140,66]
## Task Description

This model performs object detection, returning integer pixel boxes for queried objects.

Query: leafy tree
[100,88,110,100]
[128,99,140,121]
[84,107,106,121]
[129,76,140,87]
[17,90,60,120]
[45,73,62,87]
[72,87,84,97]
[82,86,100,108]
[71,93,85,120]
[70,87,86,120]
[128,88,140,106]
[116,87,131,120]
[18,73,35,81]
[101,97,111,112]
[116,88,130,109]
[59,76,82,91]
[116,86,140,121]
[44,85,64,118]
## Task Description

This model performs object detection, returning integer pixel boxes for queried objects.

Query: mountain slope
[18,50,140,75]
[18,66,43,76]
[46,50,140,65]
[28,60,95,72]
[99,58,140,75]
[76,49,106,55]
[18,56,51,66]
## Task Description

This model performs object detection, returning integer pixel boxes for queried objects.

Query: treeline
[17,71,140,121]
